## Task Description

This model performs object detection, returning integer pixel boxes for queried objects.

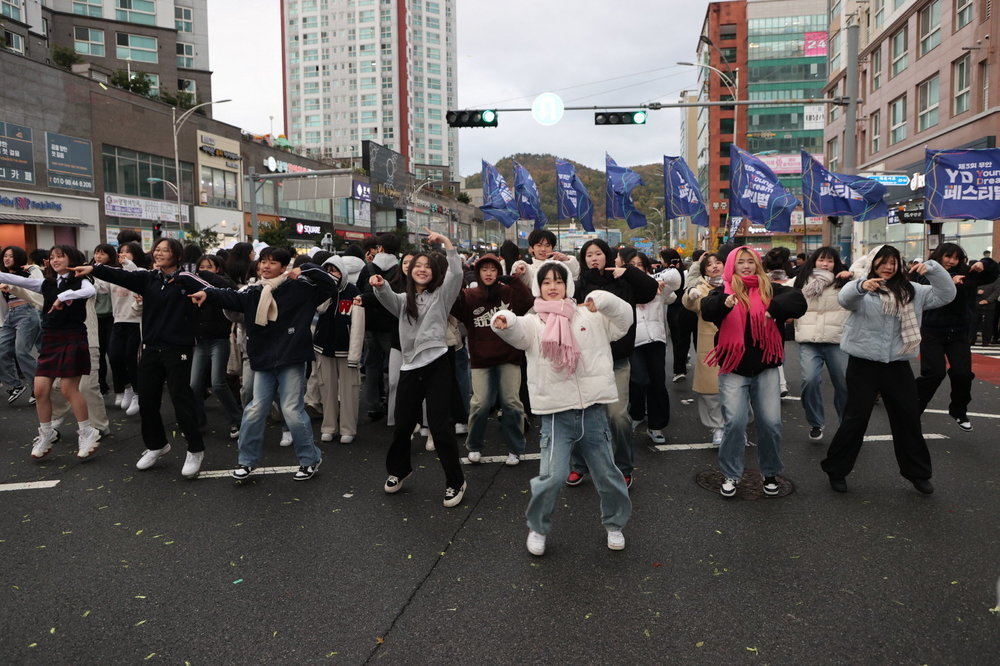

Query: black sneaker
[829,476,848,493]
[231,465,256,480]
[7,385,27,404]
[762,476,779,496]
[911,478,934,494]
[293,459,321,481]
[809,426,823,440]
[954,417,972,432]
[443,481,467,507]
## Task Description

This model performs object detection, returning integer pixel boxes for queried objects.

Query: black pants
[109,322,141,392]
[137,345,204,453]
[628,341,670,429]
[821,356,931,482]
[388,353,464,489]
[96,315,113,393]
[666,303,697,375]
[915,329,974,420]
[971,308,994,345]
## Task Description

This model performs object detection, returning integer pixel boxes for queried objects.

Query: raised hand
[189,291,208,307]
[73,265,94,277]
[369,274,385,288]
[493,314,508,330]
[606,267,626,279]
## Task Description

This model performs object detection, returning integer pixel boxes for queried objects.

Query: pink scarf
[706,247,784,374]
[533,297,580,375]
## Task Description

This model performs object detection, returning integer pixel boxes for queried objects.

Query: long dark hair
[868,245,914,304]
[226,242,255,284]
[630,251,653,274]
[927,242,968,273]
[118,241,146,268]
[1,245,29,276]
[93,243,120,268]
[793,246,850,289]
[403,251,445,322]
[45,245,85,279]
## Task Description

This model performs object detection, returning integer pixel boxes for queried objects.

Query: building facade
[280,0,459,185]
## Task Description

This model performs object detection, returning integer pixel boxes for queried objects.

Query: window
[827,136,840,173]
[358,9,374,22]
[427,47,440,59]
[918,0,941,55]
[74,27,106,56]
[200,166,239,209]
[719,23,737,40]
[425,1,439,12]
[1,0,22,22]
[953,54,971,114]
[869,109,881,155]
[871,48,882,90]
[116,33,158,63]
[873,0,885,27]
[890,28,907,76]
[829,31,841,71]
[176,42,193,68]
[427,92,441,105]
[360,94,376,106]
[956,0,973,28]
[175,6,193,32]
[102,144,194,203]
[73,0,102,16]
[116,0,156,25]
[889,95,907,144]
[2,29,22,54]
[917,75,940,130]
[177,78,197,103]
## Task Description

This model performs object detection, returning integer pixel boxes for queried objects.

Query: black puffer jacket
[914,261,999,335]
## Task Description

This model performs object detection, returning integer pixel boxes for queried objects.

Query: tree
[110,70,153,97]
[455,191,471,204]
[52,46,83,70]
[186,225,221,252]
[258,221,291,248]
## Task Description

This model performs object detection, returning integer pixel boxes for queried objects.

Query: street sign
[863,174,911,186]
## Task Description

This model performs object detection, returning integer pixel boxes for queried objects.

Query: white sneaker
[720,476,738,497]
[136,443,171,470]
[505,452,520,466]
[181,451,204,478]
[126,396,140,416]
[425,432,435,451]
[455,422,468,435]
[467,450,482,463]
[526,530,546,556]
[320,432,334,442]
[712,428,724,447]
[339,435,354,444]
[279,431,293,447]
[76,427,100,459]
[607,530,626,551]
[120,387,135,411]
[114,392,124,408]
[419,426,429,437]
[648,428,665,444]
[31,427,58,459]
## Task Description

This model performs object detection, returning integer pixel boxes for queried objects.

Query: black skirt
[36,328,90,378]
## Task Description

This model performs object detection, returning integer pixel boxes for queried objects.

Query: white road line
[925,409,1000,420]
[463,453,541,465]
[0,480,61,492]
[653,433,949,452]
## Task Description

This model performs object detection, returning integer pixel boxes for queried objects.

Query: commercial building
[825,0,999,260]
[280,0,459,185]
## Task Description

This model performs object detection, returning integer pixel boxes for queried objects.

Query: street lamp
[677,61,740,145]
[170,99,231,226]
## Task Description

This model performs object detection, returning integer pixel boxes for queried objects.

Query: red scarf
[706,247,784,374]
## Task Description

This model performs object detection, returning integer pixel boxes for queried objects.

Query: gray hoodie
[373,248,462,368]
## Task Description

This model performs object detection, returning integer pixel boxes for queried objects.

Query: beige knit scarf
[255,273,289,326]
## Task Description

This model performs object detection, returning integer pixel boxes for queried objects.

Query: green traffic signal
[446,109,498,128]
[595,111,648,125]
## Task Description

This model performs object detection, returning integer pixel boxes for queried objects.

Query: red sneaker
[566,471,586,486]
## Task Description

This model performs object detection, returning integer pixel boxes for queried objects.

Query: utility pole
[839,17,861,264]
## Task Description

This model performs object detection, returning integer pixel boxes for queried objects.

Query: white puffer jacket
[794,282,850,345]
[491,290,632,415]
[634,288,670,346]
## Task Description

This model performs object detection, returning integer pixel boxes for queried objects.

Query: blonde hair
[730,249,773,307]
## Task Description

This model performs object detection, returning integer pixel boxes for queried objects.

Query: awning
[0,213,90,227]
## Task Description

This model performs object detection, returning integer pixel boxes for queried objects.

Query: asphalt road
[1,343,998,664]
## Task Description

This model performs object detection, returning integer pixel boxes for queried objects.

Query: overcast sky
[208,0,705,177]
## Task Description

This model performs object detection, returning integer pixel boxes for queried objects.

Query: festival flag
[555,159,595,232]
[479,159,519,228]
[513,160,548,230]
[925,148,1000,220]
[800,150,887,222]
[663,155,709,227]
[606,153,647,229]
[729,145,798,232]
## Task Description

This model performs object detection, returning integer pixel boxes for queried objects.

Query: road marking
[652,433,948,452]
[199,466,300,479]
[0,480,61,492]
[925,409,1000,420]
[462,453,541,465]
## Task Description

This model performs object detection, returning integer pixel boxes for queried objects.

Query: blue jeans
[191,338,243,428]
[238,363,319,468]
[799,342,848,429]
[0,305,41,389]
[453,345,471,423]
[718,368,783,480]
[571,357,633,475]
[526,405,631,535]
[467,364,525,455]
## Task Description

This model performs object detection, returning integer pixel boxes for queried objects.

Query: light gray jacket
[374,248,462,368]
[838,259,956,363]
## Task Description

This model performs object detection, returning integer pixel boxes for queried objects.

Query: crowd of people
[0,229,993,556]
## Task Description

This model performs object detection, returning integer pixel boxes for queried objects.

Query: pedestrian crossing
[971,344,1000,358]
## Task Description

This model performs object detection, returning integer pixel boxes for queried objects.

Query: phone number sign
[46,132,94,192]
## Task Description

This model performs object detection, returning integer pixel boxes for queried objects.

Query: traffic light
[153,222,162,239]
[446,109,498,128]
[595,111,647,125]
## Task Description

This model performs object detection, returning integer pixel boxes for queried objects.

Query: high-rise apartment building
[2,0,213,106]
[281,0,458,184]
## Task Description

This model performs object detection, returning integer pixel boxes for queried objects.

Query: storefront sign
[804,32,827,57]
[353,180,371,201]
[758,153,820,175]
[803,105,825,131]
[0,193,63,211]
[104,193,187,223]
[264,155,310,174]
[362,140,405,208]
[46,132,94,192]
[0,121,35,184]
[295,222,322,235]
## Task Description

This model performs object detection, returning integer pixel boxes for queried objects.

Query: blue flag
[512,160,548,230]
[606,153,647,229]
[555,159,595,232]
[480,160,519,228]
[729,145,798,232]
[800,150,887,222]
[925,148,1000,220]
[663,155,708,227]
